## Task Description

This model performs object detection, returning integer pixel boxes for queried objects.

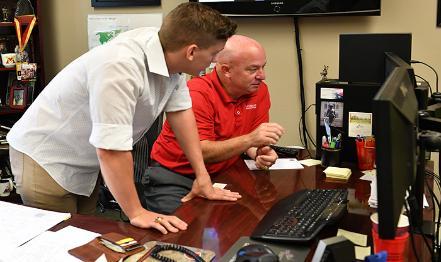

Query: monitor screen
[191,0,381,17]
[339,34,412,84]
[373,66,419,239]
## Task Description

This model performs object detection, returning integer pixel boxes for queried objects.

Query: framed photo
[91,0,160,7]
[16,62,37,81]
[4,72,16,106]
[9,85,27,109]
[320,101,344,128]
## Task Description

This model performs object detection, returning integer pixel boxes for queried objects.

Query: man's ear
[220,63,231,78]
[185,44,198,61]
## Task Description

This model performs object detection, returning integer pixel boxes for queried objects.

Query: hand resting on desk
[181,175,242,202]
[130,209,188,234]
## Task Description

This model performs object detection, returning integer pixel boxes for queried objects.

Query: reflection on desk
[50,151,432,261]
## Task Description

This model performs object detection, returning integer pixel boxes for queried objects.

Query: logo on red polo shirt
[245,104,257,110]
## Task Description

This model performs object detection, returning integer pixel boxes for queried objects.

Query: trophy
[1,6,10,22]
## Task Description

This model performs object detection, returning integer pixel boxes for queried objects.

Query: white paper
[244,158,304,170]
[320,88,344,100]
[368,175,378,208]
[87,14,163,50]
[95,254,107,262]
[213,183,227,189]
[367,175,429,208]
[0,201,71,250]
[2,226,100,262]
[348,112,372,138]
[360,170,376,181]
[355,246,372,260]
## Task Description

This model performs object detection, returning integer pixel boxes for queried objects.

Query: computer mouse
[235,244,279,262]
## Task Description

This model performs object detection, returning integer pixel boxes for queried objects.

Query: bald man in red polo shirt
[145,35,285,214]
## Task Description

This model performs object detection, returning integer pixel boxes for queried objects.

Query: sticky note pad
[323,167,352,180]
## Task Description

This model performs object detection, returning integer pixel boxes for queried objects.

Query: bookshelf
[0,0,44,123]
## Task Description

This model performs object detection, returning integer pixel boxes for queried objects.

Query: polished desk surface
[51,154,433,261]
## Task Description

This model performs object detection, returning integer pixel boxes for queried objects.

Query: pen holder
[321,147,341,167]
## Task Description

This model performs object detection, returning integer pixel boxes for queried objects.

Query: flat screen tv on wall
[190,0,381,17]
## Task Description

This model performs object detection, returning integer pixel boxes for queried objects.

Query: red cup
[355,138,376,171]
[370,213,409,261]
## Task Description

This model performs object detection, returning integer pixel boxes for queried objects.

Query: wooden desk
[51,156,433,261]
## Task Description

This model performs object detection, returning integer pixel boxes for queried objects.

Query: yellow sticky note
[299,159,322,166]
[337,228,367,246]
[355,246,372,260]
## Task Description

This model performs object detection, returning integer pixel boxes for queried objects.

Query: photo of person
[13,89,24,105]
[320,101,343,127]
[9,86,26,109]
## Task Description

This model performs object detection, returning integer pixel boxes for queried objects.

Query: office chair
[97,114,164,217]
[133,114,164,208]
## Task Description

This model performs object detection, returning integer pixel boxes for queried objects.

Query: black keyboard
[269,145,300,158]
[251,189,348,243]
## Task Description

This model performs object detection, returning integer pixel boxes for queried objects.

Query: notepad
[323,167,352,180]
[299,159,322,167]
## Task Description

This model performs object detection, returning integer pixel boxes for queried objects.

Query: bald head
[215,35,265,65]
[215,35,267,99]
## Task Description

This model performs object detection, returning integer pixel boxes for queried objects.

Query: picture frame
[9,85,26,109]
[16,62,37,81]
[91,0,160,7]
[4,71,16,106]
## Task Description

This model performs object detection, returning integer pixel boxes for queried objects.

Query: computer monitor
[373,66,419,239]
[384,52,417,88]
[339,33,412,84]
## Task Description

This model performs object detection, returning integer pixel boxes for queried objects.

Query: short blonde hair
[159,2,237,52]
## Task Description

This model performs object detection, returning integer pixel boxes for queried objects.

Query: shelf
[0,21,38,27]
[0,67,15,71]
[0,107,25,115]
[0,22,14,27]
[0,0,43,119]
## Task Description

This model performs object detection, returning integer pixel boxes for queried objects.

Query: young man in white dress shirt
[7,2,240,234]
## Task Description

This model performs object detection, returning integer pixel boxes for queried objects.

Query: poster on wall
[87,14,162,50]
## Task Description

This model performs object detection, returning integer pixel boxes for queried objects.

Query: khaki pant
[9,147,100,215]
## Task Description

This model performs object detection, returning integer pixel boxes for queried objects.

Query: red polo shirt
[151,69,270,176]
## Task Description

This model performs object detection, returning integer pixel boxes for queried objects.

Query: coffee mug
[0,178,14,197]
[1,53,16,68]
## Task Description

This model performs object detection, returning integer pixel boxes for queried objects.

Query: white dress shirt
[7,27,191,196]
